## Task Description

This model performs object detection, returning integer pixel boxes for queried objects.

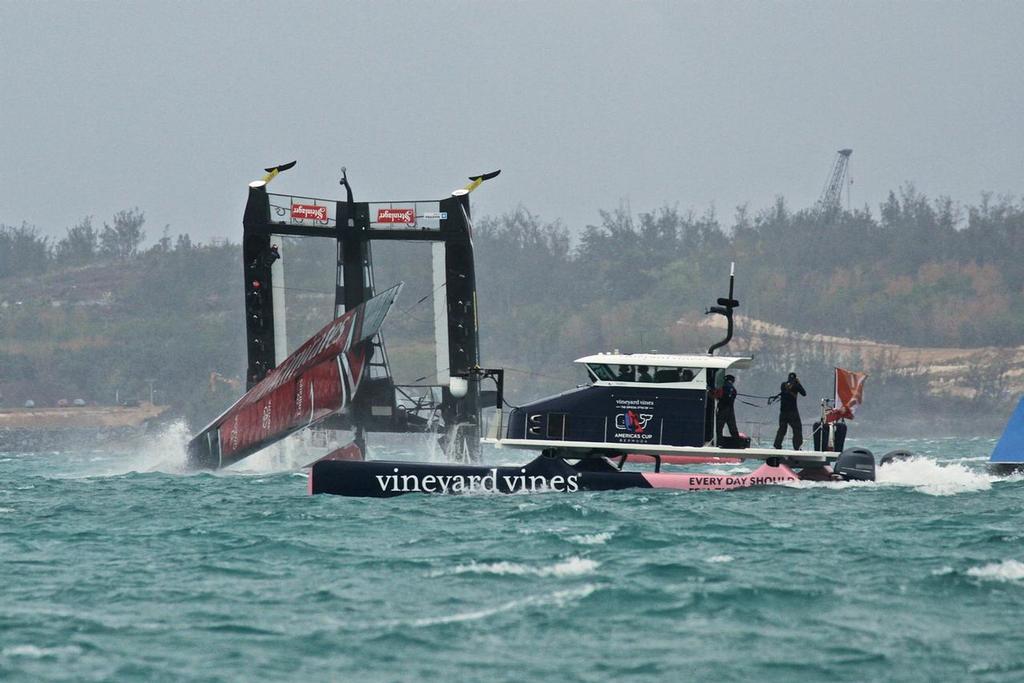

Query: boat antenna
[706,262,739,355]
[339,166,354,206]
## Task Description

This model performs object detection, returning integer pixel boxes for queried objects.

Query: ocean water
[2,428,1023,682]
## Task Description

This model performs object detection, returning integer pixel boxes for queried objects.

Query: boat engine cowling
[879,450,915,467]
[834,447,876,482]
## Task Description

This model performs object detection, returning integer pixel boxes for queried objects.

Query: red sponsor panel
[305,356,345,424]
[219,356,346,459]
[376,207,416,224]
[243,314,355,409]
[291,203,330,222]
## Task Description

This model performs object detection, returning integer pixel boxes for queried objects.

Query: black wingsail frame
[240,168,499,462]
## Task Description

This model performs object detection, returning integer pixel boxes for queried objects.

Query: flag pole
[830,367,838,450]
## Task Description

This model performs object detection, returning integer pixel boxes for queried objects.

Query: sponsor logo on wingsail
[376,208,416,224]
[291,204,329,222]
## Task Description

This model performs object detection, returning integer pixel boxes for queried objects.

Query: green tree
[100,208,146,259]
[0,222,50,279]
[55,216,99,265]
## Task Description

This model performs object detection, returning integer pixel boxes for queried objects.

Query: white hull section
[482,437,834,465]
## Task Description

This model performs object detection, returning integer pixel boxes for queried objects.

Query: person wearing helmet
[773,372,806,449]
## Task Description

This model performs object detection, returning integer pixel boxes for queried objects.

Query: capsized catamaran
[309,266,882,497]
[186,284,402,470]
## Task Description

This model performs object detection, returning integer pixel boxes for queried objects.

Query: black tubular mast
[706,262,739,355]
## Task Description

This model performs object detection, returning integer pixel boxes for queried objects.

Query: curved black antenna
[339,166,354,206]
[706,262,740,355]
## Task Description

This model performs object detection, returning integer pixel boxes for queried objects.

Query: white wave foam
[404,584,597,628]
[2,644,82,659]
[77,419,192,477]
[877,457,995,496]
[408,598,524,626]
[568,532,612,546]
[441,556,599,578]
[967,560,1024,583]
[706,554,734,563]
[781,455,997,496]
[136,419,192,472]
[0,507,14,513]
[228,434,320,474]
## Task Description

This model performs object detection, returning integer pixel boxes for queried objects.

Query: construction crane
[817,148,853,211]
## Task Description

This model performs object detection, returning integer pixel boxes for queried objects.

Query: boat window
[654,368,680,382]
[547,413,567,439]
[651,367,702,383]
[586,364,619,381]
[587,364,705,384]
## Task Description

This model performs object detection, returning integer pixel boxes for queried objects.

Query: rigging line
[503,366,577,383]
[737,392,781,400]
[401,312,434,325]
[412,368,449,383]
[395,281,447,319]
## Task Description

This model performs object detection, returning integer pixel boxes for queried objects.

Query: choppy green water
[2,430,1023,682]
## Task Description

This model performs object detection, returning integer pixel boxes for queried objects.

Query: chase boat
[310,266,878,497]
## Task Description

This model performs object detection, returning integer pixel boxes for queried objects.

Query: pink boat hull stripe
[642,464,800,490]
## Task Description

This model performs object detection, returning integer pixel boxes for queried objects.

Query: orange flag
[826,368,867,423]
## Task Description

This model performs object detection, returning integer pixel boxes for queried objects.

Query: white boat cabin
[576,352,753,389]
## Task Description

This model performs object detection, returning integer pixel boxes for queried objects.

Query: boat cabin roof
[575,353,753,370]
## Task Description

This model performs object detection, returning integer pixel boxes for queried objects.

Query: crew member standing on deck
[716,374,739,441]
[773,372,806,449]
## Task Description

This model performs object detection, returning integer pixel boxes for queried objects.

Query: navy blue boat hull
[309,455,646,497]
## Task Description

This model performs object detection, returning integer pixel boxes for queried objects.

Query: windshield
[586,363,618,381]
[587,364,703,384]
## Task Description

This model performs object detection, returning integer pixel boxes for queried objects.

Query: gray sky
[2,1,1021,243]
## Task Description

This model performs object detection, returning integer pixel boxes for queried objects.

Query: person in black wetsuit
[773,372,806,449]
[716,374,739,441]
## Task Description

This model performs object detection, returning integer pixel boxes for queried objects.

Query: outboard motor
[834,447,876,482]
[879,450,915,467]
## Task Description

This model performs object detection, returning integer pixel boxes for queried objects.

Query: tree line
[1,187,1022,430]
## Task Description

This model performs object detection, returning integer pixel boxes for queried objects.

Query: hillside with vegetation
[2,186,1022,434]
